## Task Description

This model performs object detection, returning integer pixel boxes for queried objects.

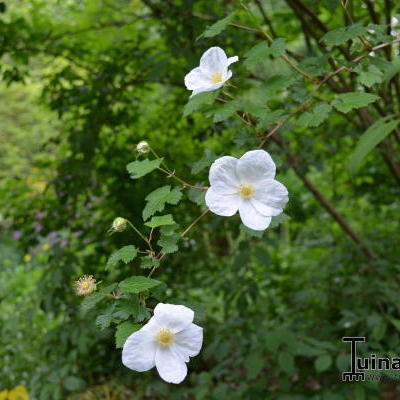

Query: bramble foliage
[1,0,400,398]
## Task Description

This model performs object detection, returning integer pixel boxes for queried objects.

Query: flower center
[238,183,255,199]
[156,328,175,348]
[210,72,223,84]
[81,282,90,290]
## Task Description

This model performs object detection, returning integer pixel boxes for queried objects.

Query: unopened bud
[110,217,128,233]
[136,141,150,154]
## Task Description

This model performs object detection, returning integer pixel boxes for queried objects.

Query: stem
[127,220,153,251]
[157,167,208,190]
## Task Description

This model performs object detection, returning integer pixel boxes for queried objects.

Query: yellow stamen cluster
[75,275,97,296]
[210,72,223,84]
[155,328,175,348]
[238,183,255,199]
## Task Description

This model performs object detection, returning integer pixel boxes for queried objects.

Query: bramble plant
[1,0,400,398]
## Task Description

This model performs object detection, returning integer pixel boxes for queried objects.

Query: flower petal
[184,67,211,90]
[236,150,276,183]
[155,346,188,384]
[227,56,239,66]
[190,82,224,97]
[250,198,283,217]
[238,201,272,230]
[205,187,240,216]
[209,156,240,194]
[154,303,194,333]
[174,323,203,362]
[200,46,228,75]
[254,179,289,209]
[122,317,159,372]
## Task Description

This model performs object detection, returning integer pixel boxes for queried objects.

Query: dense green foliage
[1,0,400,399]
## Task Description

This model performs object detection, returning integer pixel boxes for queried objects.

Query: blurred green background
[1,0,400,399]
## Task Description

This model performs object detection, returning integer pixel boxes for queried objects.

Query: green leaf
[126,158,162,179]
[183,90,218,117]
[212,100,242,122]
[187,188,206,207]
[315,354,332,372]
[270,213,290,229]
[197,12,236,40]
[245,352,265,380]
[296,102,332,127]
[191,149,218,174]
[158,233,180,254]
[143,185,182,221]
[96,306,114,330]
[257,109,287,130]
[80,293,104,314]
[115,321,141,348]
[320,23,368,46]
[63,376,85,391]
[244,38,286,69]
[356,64,384,87]
[144,214,175,228]
[119,275,161,294]
[278,352,295,374]
[389,318,400,332]
[331,92,379,113]
[140,255,160,269]
[240,224,264,238]
[107,245,137,267]
[347,117,400,172]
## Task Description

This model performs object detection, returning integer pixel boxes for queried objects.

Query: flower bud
[110,217,128,233]
[136,141,150,154]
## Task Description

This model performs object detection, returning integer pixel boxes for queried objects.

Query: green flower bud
[111,217,128,233]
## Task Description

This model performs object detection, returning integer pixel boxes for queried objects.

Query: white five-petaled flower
[184,47,238,97]
[122,303,203,384]
[205,150,289,231]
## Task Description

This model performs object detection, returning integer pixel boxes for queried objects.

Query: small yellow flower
[9,386,29,400]
[75,275,97,296]
[42,243,50,251]
[23,254,32,262]
[0,389,9,400]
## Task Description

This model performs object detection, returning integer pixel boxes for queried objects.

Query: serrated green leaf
[348,117,400,172]
[119,276,161,293]
[212,99,242,122]
[126,158,162,179]
[140,255,160,269]
[191,149,218,174]
[244,38,286,69]
[270,213,290,229]
[157,233,180,254]
[296,102,332,127]
[115,321,141,348]
[320,23,368,46]
[183,90,218,117]
[107,245,137,268]
[80,293,104,314]
[145,214,175,228]
[187,188,206,207]
[258,109,287,130]
[197,12,236,40]
[331,92,379,113]
[356,65,384,87]
[143,185,182,221]
[96,305,114,330]
[315,354,332,372]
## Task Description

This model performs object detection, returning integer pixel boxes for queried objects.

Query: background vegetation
[1,0,400,399]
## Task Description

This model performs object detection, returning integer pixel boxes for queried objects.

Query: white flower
[205,150,289,231]
[122,303,203,384]
[184,47,238,97]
